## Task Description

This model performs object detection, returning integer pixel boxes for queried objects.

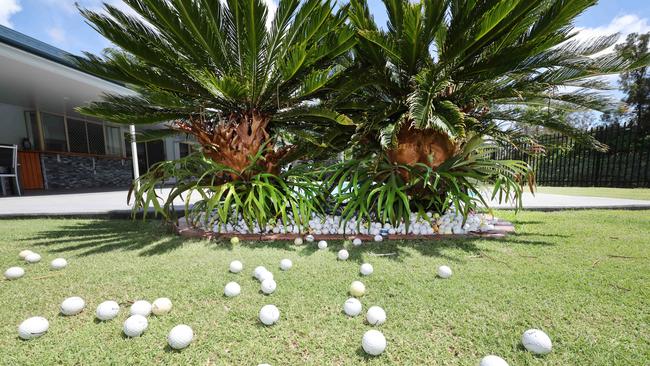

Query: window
[67,119,89,153]
[41,113,66,151]
[24,112,40,149]
[105,126,122,156]
[87,122,105,155]
[178,142,191,158]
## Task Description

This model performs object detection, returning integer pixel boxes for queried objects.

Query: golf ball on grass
[259,304,280,325]
[167,324,193,350]
[4,266,24,280]
[280,259,293,271]
[261,279,277,294]
[253,266,268,280]
[305,234,314,242]
[123,315,148,337]
[349,281,366,297]
[130,300,152,317]
[230,260,243,273]
[338,249,349,260]
[25,253,41,263]
[360,263,374,276]
[373,234,383,242]
[437,265,452,279]
[224,282,241,297]
[480,355,509,366]
[294,237,303,245]
[18,316,49,340]
[343,298,362,317]
[230,237,240,245]
[521,329,552,355]
[366,306,386,325]
[50,258,67,270]
[362,330,386,356]
[60,296,85,316]
[19,250,34,259]
[258,270,274,282]
[318,240,328,250]
[352,238,362,246]
[152,298,172,315]
[96,301,120,321]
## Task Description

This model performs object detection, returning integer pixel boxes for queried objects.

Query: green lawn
[535,186,650,201]
[1,211,648,365]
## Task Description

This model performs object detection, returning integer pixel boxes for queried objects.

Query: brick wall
[41,153,133,190]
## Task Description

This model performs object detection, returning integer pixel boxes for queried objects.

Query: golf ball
[280,259,293,271]
[167,324,193,350]
[230,237,240,245]
[343,298,362,317]
[259,304,280,325]
[521,329,552,355]
[318,240,328,250]
[360,263,374,276]
[230,260,244,273]
[366,306,386,325]
[258,270,274,282]
[152,298,172,315]
[123,314,148,337]
[4,266,24,280]
[352,238,362,246]
[130,300,152,317]
[261,279,277,294]
[50,258,67,270]
[305,234,314,242]
[224,282,241,297]
[373,234,383,242]
[253,266,268,280]
[480,355,509,366]
[96,300,120,321]
[338,249,349,260]
[18,316,49,340]
[294,237,303,245]
[362,330,386,356]
[349,281,366,297]
[437,265,453,279]
[60,296,85,316]
[19,250,34,259]
[25,253,41,263]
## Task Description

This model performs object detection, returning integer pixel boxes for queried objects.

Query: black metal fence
[496,123,650,187]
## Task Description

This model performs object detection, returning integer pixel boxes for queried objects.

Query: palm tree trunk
[386,126,457,171]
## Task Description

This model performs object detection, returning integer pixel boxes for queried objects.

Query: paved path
[1,190,650,217]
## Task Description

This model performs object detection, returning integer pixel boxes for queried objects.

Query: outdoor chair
[0,144,21,196]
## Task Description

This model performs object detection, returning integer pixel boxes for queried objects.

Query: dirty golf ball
[360,263,374,276]
[18,316,49,340]
[19,250,34,259]
[152,298,172,315]
[373,234,383,242]
[305,234,314,242]
[366,306,386,325]
[253,266,268,280]
[130,300,152,316]
[258,270,274,282]
[480,355,509,366]
[343,298,362,317]
[168,324,193,350]
[338,249,349,261]
[259,304,280,325]
[224,282,241,297]
[96,300,120,321]
[318,240,328,250]
[521,329,553,355]
[362,330,386,356]
[50,258,67,270]
[294,237,303,245]
[352,238,362,246]
[261,279,277,294]
[349,281,366,297]
[280,259,293,271]
[60,296,85,316]
[437,265,453,279]
[4,266,24,280]
[25,253,41,263]
[123,314,148,337]
[229,260,243,273]
[230,236,240,245]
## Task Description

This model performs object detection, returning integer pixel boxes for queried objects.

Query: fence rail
[496,123,650,187]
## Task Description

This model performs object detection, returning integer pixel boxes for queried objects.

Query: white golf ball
[152,297,172,315]
[123,314,148,337]
[96,300,120,321]
[352,238,362,246]
[280,259,293,271]
[230,260,243,273]
[60,296,85,316]
[360,263,374,276]
[437,265,453,279]
[480,355,509,366]
[522,329,553,355]
[19,250,34,259]
[318,240,328,250]
[366,306,386,325]
[261,279,277,294]
[130,300,152,317]
[25,253,41,263]
[253,266,268,280]
[373,234,383,242]
[343,298,362,317]
[362,329,386,356]
[4,266,25,280]
[224,282,241,297]
[305,234,314,242]
[50,258,67,270]
[18,316,49,340]
[294,237,303,245]
[338,249,349,260]
[349,281,366,297]
[167,324,193,350]
[258,270,274,282]
[259,304,280,325]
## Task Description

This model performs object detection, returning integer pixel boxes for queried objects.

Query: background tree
[616,32,650,129]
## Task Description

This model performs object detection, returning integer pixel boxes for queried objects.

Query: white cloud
[0,0,22,28]
[574,14,650,52]
[47,26,66,44]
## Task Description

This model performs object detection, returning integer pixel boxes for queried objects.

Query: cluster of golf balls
[4,249,67,281]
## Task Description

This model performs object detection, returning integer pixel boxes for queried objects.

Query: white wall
[0,102,27,146]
